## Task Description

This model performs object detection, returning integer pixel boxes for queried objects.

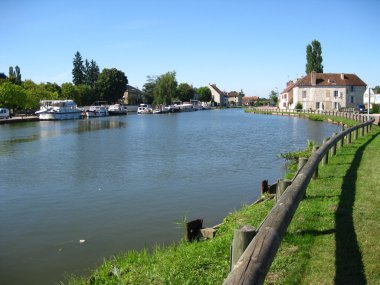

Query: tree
[176,83,194,102]
[96,68,128,103]
[142,76,157,104]
[153,71,177,105]
[72,51,85,85]
[305,39,323,74]
[15,66,22,84]
[197,86,212,103]
[269,90,278,106]
[373,86,380,94]
[84,59,99,86]
[0,81,27,110]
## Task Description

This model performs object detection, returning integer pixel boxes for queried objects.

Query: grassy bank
[266,125,380,284]
[66,117,379,285]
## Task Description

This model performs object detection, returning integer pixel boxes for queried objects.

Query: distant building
[208,84,244,106]
[208,84,227,106]
[123,85,143,105]
[226,91,243,106]
[0,73,7,80]
[279,72,366,111]
[242,96,259,106]
[363,87,380,108]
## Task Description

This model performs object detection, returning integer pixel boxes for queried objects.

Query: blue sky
[1,0,379,97]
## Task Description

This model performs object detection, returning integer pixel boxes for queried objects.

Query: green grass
[266,125,380,284]
[65,200,276,285]
[66,120,380,285]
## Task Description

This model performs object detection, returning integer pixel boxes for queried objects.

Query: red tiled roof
[282,73,366,94]
[295,73,366,87]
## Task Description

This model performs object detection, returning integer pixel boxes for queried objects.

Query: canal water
[0,109,341,284]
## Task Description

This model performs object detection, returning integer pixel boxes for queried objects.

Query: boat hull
[38,111,82,120]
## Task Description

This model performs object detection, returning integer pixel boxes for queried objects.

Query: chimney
[311,71,317,86]
[340,73,345,80]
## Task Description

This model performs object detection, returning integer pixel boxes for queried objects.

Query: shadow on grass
[335,131,379,284]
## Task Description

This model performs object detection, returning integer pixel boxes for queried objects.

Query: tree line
[0,52,213,112]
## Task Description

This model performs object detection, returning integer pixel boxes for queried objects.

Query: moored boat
[35,100,82,120]
[108,104,127,116]
[137,104,152,114]
[85,105,109,117]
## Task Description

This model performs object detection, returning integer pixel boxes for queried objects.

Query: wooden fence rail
[223,115,375,285]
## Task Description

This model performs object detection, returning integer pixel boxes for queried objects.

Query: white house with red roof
[279,71,366,111]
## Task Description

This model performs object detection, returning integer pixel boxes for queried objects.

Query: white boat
[85,105,109,117]
[35,100,82,120]
[137,104,152,114]
[108,104,127,116]
[174,103,195,112]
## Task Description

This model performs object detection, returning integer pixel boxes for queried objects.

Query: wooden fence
[251,108,371,123]
[223,112,375,285]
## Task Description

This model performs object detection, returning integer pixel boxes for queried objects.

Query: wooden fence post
[312,146,319,179]
[347,131,352,144]
[230,226,257,271]
[276,179,292,202]
[361,126,365,136]
[298,158,308,198]
[186,219,203,242]
[322,138,330,165]
[331,133,337,156]
[354,129,358,140]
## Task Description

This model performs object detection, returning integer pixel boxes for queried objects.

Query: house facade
[279,72,366,111]
[363,87,380,108]
[208,84,244,106]
[226,91,243,106]
[123,85,143,105]
[208,84,227,106]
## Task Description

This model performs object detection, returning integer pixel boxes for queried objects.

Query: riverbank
[0,115,39,124]
[66,115,379,284]
[266,124,380,284]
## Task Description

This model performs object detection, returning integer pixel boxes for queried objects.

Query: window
[351,86,354,92]
[333,90,338,98]
[350,96,354,103]
[316,102,320,109]
[326,90,330,98]
[302,90,307,98]
[334,102,339,110]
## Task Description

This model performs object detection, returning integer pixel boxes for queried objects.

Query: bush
[295,102,303,110]
[372,104,380,114]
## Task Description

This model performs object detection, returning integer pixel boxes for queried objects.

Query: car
[355,104,367,114]
[0,108,10,119]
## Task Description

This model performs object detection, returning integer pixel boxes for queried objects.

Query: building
[363,87,380,109]
[279,72,366,111]
[242,96,259,106]
[123,85,143,105]
[226,91,243,106]
[208,84,227,106]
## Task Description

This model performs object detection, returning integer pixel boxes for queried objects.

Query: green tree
[269,90,278,106]
[373,86,380,94]
[153,71,177,105]
[306,40,323,74]
[176,83,194,102]
[96,68,128,103]
[197,86,212,103]
[84,59,99,86]
[45,82,62,96]
[15,66,22,84]
[0,81,27,110]
[142,76,157,104]
[72,51,85,85]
